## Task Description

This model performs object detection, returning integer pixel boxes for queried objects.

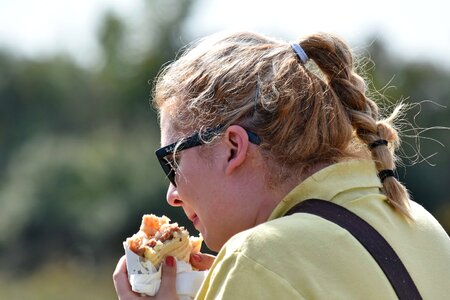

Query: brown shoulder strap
[285,199,422,300]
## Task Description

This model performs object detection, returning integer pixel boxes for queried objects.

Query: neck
[253,162,332,225]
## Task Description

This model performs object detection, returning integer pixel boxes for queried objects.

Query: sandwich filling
[127,214,202,267]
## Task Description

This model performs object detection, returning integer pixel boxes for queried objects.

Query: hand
[190,252,216,271]
[113,255,179,300]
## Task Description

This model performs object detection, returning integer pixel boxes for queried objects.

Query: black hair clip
[378,169,396,183]
[369,139,388,150]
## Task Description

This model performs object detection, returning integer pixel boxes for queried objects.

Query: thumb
[190,253,215,271]
[158,256,178,299]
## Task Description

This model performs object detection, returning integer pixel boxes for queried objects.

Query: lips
[189,214,199,228]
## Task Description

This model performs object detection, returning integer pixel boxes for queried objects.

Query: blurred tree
[0,53,92,171]
[0,0,197,277]
[0,129,165,272]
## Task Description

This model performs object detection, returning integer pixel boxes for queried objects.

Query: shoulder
[206,211,404,299]
[407,200,450,246]
[200,216,323,299]
[410,200,448,229]
[209,213,394,298]
[222,212,357,267]
[232,212,351,245]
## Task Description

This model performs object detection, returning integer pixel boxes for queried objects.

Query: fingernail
[165,256,175,267]
[191,254,201,262]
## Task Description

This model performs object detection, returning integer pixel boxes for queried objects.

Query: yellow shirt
[196,160,450,299]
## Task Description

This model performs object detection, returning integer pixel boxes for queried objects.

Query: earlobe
[224,125,250,176]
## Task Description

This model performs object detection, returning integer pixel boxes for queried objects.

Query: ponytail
[300,33,413,219]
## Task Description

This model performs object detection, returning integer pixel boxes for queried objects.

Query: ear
[222,125,250,176]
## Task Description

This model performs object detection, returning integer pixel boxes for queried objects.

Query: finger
[113,256,145,299]
[190,253,216,271]
[157,256,178,299]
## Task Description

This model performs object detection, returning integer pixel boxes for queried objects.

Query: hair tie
[290,43,309,64]
[378,169,395,183]
[369,139,388,150]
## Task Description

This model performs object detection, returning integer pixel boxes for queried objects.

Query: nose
[166,183,183,207]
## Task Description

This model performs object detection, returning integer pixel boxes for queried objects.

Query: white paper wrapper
[124,242,208,299]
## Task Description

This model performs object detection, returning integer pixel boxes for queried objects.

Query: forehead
[160,110,187,146]
[160,112,174,146]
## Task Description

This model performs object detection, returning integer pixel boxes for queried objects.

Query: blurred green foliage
[0,1,449,298]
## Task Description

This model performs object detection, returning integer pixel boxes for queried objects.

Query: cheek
[175,152,200,184]
[179,151,218,187]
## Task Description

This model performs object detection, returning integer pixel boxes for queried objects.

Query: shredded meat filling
[143,225,182,248]
[127,215,190,257]
[154,224,181,243]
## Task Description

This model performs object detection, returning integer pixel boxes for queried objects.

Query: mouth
[188,213,199,228]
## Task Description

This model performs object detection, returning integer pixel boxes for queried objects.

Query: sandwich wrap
[124,214,207,299]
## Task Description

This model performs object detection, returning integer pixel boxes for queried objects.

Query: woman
[114,31,450,299]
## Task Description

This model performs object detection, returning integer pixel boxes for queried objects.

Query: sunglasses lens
[162,157,177,186]
[168,170,176,186]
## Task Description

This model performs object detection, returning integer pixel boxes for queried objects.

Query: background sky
[0,0,449,69]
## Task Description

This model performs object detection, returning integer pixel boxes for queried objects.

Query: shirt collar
[268,160,383,220]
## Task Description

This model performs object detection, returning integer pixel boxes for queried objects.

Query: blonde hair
[153,31,412,219]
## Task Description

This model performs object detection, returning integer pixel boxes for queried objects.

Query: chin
[203,235,226,253]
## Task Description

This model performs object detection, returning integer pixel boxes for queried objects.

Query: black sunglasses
[155,126,262,186]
